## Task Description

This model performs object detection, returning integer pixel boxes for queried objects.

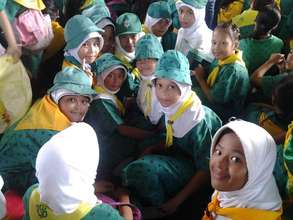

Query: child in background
[82,3,116,54]
[0,67,96,195]
[114,12,143,99]
[135,34,164,124]
[203,120,282,220]
[175,0,212,56]
[244,75,293,144]
[63,14,104,79]
[143,1,175,51]
[123,50,221,217]
[23,122,125,220]
[232,0,278,39]
[240,6,283,75]
[85,53,154,182]
[193,23,249,122]
[217,0,250,25]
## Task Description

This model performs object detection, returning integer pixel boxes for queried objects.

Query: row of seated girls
[0,0,293,219]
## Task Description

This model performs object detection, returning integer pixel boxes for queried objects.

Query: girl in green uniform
[85,53,154,182]
[123,50,221,216]
[63,14,104,79]
[0,67,96,194]
[193,23,249,122]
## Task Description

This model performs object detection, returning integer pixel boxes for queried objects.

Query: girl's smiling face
[155,78,181,107]
[58,95,90,122]
[136,58,157,77]
[78,38,101,64]
[210,131,248,191]
[211,28,236,60]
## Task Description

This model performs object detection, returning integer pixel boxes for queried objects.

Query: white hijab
[159,82,205,137]
[175,1,212,56]
[0,176,6,219]
[211,120,282,211]
[64,32,104,70]
[36,122,101,214]
[144,14,171,42]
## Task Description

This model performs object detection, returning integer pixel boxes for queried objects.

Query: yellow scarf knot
[207,50,245,87]
[165,92,196,147]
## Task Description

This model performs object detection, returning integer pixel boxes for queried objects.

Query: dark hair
[220,0,237,8]
[64,0,85,23]
[254,6,281,38]
[272,75,293,120]
[214,128,235,149]
[214,23,240,48]
[42,0,59,20]
[252,0,275,10]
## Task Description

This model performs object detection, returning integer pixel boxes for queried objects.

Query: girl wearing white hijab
[175,0,212,56]
[22,122,124,219]
[203,120,282,220]
[123,50,222,215]
[63,15,104,74]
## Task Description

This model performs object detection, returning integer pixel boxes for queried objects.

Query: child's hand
[193,64,206,82]
[6,45,21,63]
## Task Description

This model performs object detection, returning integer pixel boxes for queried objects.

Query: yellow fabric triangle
[95,86,125,115]
[259,112,285,139]
[62,60,81,70]
[232,9,258,27]
[115,52,140,80]
[202,194,282,220]
[29,188,92,219]
[13,0,45,10]
[142,25,150,34]
[207,51,245,87]
[16,95,71,131]
[143,81,153,117]
[80,0,94,10]
[165,92,196,147]
[284,121,293,199]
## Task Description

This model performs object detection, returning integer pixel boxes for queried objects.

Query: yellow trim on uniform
[259,112,285,139]
[16,95,71,131]
[29,188,92,219]
[217,0,244,24]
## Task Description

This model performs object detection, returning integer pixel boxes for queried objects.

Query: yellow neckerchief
[202,193,282,220]
[232,9,258,27]
[217,0,244,24]
[80,0,94,10]
[165,92,196,147]
[95,86,125,115]
[142,80,153,117]
[16,95,71,131]
[13,0,45,10]
[259,112,285,139]
[284,121,293,200]
[29,188,92,220]
[142,25,150,34]
[274,0,281,10]
[207,51,245,87]
[62,60,81,70]
[115,51,140,80]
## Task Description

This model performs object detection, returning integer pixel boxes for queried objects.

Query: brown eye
[231,156,240,163]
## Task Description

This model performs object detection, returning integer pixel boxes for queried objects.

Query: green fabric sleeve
[22,184,39,220]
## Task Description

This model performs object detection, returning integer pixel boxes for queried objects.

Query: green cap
[155,50,191,85]
[135,34,164,60]
[82,4,113,27]
[178,0,208,9]
[147,1,171,19]
[187,48,213,63]
[115,13,142,36]
[48,67,96,95]
[92,53,128,76]
[64,14,103,50]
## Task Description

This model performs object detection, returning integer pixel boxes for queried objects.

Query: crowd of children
[0,0,293,219]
